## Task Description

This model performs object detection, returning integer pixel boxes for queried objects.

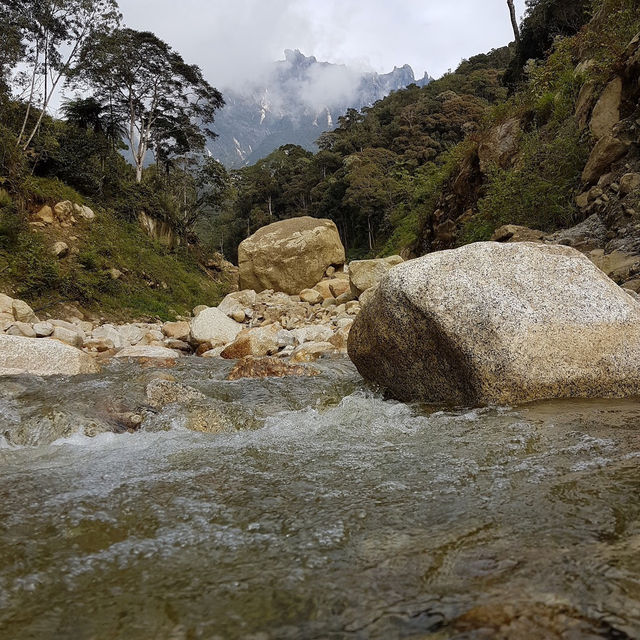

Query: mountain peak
[283,49,317,65]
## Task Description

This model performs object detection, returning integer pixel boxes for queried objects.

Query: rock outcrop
[0,335,99,376]
[348,242,640,406]
[238,217,345,294]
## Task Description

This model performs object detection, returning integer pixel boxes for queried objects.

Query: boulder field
[348,242,640,406]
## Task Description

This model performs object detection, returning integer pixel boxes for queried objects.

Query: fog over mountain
[211,50,432,167]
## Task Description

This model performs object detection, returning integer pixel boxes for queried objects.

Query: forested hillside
[0,1,234,320]
[214,0,640,266]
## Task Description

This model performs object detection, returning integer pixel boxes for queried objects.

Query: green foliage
[6,232,62,298]
[471,123,588,237]
[19,176,84,206]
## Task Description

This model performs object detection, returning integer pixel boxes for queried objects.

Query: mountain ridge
[210,50,432,167]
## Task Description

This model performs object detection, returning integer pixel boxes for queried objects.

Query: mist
[117,0,527,95]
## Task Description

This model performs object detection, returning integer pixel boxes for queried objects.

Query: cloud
[117,0,528,93]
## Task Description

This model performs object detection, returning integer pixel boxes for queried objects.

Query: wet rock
[227,356,319,380]
[238,216,345,294]
[290,341,336,363]
[145,379,205,408]
[348,242,640,405]
[0,335,99,376]
[190,307,243,347]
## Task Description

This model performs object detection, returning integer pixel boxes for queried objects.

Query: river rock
[162,321,190,341]
[348,242,640,406]
[190,307,243,347]
[300,288,324,305]
[349,256,404,298]
[238,217,346,294]
[33,321,54,337]
[221,323,281,359]
[290,341,336,363]
[0,335,99,376]
[314,278,350,300]
[115,345,182,359]
[227,356,319,380]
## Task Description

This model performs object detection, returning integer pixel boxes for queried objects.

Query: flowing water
[1,357,639,639]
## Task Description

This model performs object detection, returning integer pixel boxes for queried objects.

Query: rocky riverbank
[0,217,403,380]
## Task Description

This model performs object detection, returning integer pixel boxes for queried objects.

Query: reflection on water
[0,357,639,638]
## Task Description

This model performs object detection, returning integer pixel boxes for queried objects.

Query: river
[1,357,639,638]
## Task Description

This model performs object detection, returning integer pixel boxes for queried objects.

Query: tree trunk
[507,0,520,44]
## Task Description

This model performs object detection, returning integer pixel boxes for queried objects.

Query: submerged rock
[227,356,319,380]
[348,242,640,406]
[0,335,99,377]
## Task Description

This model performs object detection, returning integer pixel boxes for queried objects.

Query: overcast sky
[117,0,527,90]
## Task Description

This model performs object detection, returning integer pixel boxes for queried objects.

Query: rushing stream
[0,356,639,639]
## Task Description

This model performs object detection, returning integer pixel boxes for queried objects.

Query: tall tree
[507,0,521,44]
[75,28,224,182]
[5,0,120,150]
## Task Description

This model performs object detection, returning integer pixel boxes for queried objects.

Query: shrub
[475,122,588,234]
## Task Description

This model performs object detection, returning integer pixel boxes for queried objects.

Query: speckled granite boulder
[0,335,99,376]
[348,242,640,406]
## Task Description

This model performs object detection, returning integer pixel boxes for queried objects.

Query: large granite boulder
[348,242,640,406]
[0,335,99,376]
[238,217,345,294]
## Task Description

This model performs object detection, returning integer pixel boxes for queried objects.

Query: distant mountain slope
[210,50,431,168]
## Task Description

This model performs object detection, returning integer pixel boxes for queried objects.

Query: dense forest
[0,0,639,317]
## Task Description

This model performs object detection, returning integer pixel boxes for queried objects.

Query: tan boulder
[0,293,13,316]
[619,172,640,196]
[0,335,99,376]
[162,321,191,341]
[348,242,640,406]
[238,217,345,294]
[590,77,623,140]
[314,278,350,300]
[35,205,54,224]
[349,256,404,298]
[220,324,281,359]
[478,117,521,173]
[53,201,75,223]
[300,289,323,305]
[491,225,545,243]
[12,299,38,323]
[582,135,629,184]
